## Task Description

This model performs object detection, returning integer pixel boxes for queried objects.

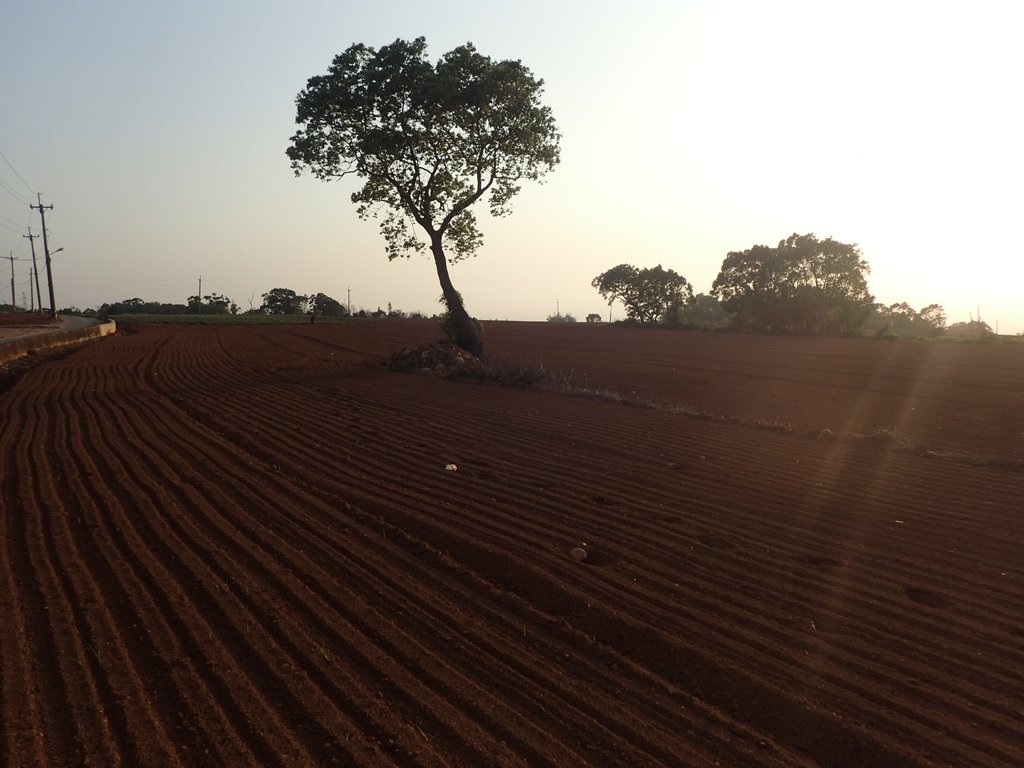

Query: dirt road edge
[0,319,117,365]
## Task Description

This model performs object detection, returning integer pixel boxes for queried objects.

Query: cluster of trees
[257,288,303,315]
[710,234,873,334]
[253,290,419,318]
[590,264,729,329]
[591,264,694,325]
[945,319,995,338]
[96,290,353,317]
[862,302,947,337]
[98,294,239,316]
[258,288,350,316]
[92,289,438,320]
[592,234,955,337]
[190,293,238,314]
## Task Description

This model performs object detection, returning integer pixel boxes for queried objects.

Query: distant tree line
[861,302,946,338]
[591,233,962,338]
[97,294,240,316]
[546,312,577,323]
[89,288,438,320]
[257,291,429,319]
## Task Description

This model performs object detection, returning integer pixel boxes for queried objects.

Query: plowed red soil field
[2,319,1022,767]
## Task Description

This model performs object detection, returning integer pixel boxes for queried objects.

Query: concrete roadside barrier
[0,319,117,366]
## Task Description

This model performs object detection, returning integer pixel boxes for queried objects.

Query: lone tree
[287,37,561,356]
[591,264,694,325]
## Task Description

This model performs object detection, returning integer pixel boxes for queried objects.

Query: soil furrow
[4,320,1023,767]
[163,364,1024,759]
[89,394,375,766]
[121,384,715,766]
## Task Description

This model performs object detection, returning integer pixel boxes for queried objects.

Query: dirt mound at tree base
[383,341,483,377]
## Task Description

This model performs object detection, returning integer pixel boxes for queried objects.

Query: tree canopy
[946,319,994,338]
[261,288,307,315]
[98,298,190,316]
[711,234,873,334]
[864,302,947,337]
[309,292,348,317]
[287,37,561,355]
[591,264,694,325]
[96,296,232,316]
[187,293,238,315]
[680,293,731,329]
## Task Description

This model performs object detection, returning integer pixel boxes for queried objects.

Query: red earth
[1,319,1022,767]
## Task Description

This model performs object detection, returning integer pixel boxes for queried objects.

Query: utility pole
[3,252,14,308]
[197,275,202,313]
[23,228,43,315]
[30,194,56,319]
[347,286,351,316]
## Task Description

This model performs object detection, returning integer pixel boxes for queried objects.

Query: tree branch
[379,168,434,234]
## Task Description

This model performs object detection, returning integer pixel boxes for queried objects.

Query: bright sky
[2,1,1022,332]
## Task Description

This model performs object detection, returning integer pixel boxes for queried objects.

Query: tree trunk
[430,235,484,357]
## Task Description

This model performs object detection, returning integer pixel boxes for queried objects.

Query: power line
[0,176,32,206]
[0,219,24,235]
[0,149,34,194]
[0,211,27,228]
